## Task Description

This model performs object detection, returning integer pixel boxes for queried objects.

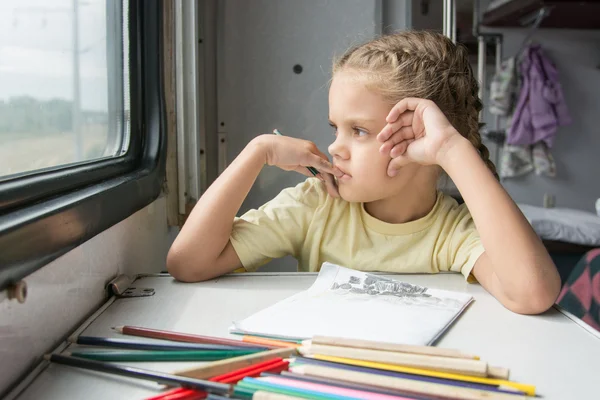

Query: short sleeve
[448,205,486,281]
[230,178,326,272]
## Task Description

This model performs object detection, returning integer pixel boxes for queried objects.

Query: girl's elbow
[166,246,208,282]
[507,278,562,315]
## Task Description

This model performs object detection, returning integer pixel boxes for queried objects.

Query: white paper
[230,263,473,346]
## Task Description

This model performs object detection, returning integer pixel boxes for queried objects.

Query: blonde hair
[333,31,498,179]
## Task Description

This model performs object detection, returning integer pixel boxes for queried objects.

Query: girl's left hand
[377,98,461,176]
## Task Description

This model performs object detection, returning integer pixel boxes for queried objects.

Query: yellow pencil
[311,354,536,396]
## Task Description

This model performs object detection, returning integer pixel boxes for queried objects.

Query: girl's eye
[355,129,368,137]
[330,125,338,136]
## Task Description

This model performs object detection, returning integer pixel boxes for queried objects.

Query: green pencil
[66,349,260,362]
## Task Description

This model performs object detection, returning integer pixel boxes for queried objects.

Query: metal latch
[107,274,154,298]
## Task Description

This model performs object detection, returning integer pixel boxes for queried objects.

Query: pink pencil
[259,376,414,400]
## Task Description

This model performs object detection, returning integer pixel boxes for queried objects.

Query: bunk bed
[482,0,600,29]
[473,0,600,283]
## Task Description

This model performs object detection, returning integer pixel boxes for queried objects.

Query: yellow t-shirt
[230,178,484,280]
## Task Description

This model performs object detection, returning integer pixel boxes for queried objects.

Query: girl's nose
[328,135,350,160]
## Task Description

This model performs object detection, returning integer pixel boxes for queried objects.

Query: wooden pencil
[242,336,301,349]
[114,325,269,349]
[70,335,263,352]
[176,348,297,380]
[66,349,259,362]
[309,335,480,360]
[290,364,527,400]
[301,344,507,378]
[45,354,231,395]
[312,354,535,396]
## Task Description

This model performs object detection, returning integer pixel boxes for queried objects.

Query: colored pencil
[70,335,265,352]
[309,336,480,360]
[145,389,201,400]
[45,354,231,395]
[114,326,269,349]
[236,377,357,400]
[292,356,523,395]
[311,355,535,396]
[176,348,297,380]
[301,344,509,379]
[239,377,414,400]
[152,358,290,400]
[258,376,416,400]
[274,372,411,398]
[66,349,259,362]
[243,336,301,349]
[252,391,306,400]
[214,360,290,384]
[288,365,527,400]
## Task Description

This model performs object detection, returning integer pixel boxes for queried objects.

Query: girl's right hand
[255,134,343,197]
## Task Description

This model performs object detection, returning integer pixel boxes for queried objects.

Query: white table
[10,272,599,400]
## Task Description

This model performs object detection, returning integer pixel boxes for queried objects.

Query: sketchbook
[230,263,473,346]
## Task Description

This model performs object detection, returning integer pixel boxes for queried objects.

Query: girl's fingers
[307,154,343,177]
[387,155,412,177]
[321,172,340,198]
[390,139,414,158]
[291,167,339,197]
[377,112,414,142]
[379,127,414,155]
[292,166,317,178]
[386,98,425,123]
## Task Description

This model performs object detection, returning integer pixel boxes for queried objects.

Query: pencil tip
[112,326,123,333]
[43,354,52,361]
[67,335,77,343]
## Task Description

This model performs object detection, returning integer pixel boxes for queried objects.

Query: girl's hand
[376,98,462,176]
[257,134,342,197]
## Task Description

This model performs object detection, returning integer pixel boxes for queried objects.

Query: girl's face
[328,70,423,203]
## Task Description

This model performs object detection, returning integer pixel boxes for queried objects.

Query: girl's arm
[167,135,340,282]
[439,136,561,314]
[378,98,561,314]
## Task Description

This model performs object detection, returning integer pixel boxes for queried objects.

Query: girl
[168,31,561,315]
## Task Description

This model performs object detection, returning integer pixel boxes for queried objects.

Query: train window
[0,0,130,179]
[0,0,166,292]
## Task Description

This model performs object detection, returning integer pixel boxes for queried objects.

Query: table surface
[12,272,600,400]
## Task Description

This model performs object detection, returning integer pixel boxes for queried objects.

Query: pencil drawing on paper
[331,274,432,298]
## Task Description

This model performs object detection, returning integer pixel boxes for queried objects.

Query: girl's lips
[334,165,351,177]
[334,166,352,181]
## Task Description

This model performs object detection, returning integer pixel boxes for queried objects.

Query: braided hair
[333,31,498,179]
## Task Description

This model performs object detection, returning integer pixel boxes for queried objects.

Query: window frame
[0,0,167,292]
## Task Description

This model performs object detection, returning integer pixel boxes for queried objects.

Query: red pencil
[112,325,272,349]
[209,358,284,382]
[144,357,290,400]
[219,361,289,384]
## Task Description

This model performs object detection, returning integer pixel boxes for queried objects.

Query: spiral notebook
[230,262,473,346]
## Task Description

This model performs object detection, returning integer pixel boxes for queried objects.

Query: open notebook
[230,263,473,346]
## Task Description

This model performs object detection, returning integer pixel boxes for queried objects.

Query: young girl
[168,31,561,315]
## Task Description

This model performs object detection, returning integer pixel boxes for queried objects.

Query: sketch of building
[331,273,432,298]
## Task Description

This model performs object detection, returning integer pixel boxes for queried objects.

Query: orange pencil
[242,336,300,349]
